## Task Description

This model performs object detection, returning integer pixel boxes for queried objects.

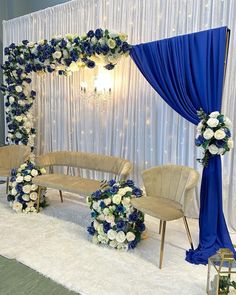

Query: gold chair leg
[6,177,9,194]
[159,220,163,234]
[159,221,166,269]
[183,216,194,250]
[59,190,63,203]
[36,186,42,213]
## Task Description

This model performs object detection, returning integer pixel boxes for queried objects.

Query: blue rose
[122,42,130,53]
[60,39,67,48]
[116,204,125,213]
[136,222,145,232]
[87,60,95,68]
[31,90,36,97]
[99,201,106,209]
[4,47,10,55]
[25,63,33,73]
[91,190,102,200]
[104,63,115,70]
[225,128,231,137]
[47,66,54,73]
[95,28,103,39]
[22,40,29,45]
[9,43,16,49]
[128,240,138,249]
[7,195,15,202]
[116,220,125,230]
[103,221,111,233]
[35,63,42,71]
[126,180,134,187]
[132,188,142,197]
[87,225,96,236]
[16,183,23,193]
[110,186,119,194]
[91,211,98,218]
[195,135,205,146]
[108,179,116,187]
[129,211,138,222]
[87,30,95,38]
[115,38,122,46]
[215,140,226,148]
[25,78,32,84]
[11,168,17,176]
[100,44,109,54]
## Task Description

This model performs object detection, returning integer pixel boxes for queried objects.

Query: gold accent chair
[0,145,31,193]
[33,151,132,212]
[131,164,199,269]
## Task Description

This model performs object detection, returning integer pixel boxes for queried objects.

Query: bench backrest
[36,151,132,180]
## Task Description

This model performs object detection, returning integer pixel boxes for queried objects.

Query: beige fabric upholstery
[35,151,132,181]
[33,151,132,197]
[0,145,31,177]
[132,164,199,218]
[33,174,101,195]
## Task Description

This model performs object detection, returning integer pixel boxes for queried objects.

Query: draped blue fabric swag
[130,27,235,264]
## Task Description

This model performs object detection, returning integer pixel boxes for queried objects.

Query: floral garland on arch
[0,28,131,149]
[195,109,234,166]
[87,179,145,250]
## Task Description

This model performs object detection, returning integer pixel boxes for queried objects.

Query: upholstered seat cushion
[131,196,184,221]
[0,168,10,177]
[33,174,101,196]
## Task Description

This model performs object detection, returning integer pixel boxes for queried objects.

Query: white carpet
[0,184,235,295]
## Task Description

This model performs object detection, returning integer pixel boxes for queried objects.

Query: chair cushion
[131,196,184,221]
[0,168,10,177]
[32,174,101,196]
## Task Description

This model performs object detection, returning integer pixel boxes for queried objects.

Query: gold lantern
[207,248,236,295]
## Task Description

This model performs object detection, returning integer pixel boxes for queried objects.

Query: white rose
[97,213,105,221]
[98,38,106,46]
[92,201,99,210]
[7,133,13,139]
[97,224,104,235]
[15,132,22,139]
[15,85,22,92]
[107,229,116,240]
[40,168,46,174]
[122,197,131,206]
[228,139,234,149]
[224,117,232,128]
[22,194,30,201]
[203,128,214,140]
[92,235,99,244]
[116,231,126,243]
[93,220,99,230]
[11,181,16,187]
[209,111,220,118]
[208,144,219,155]
[15,116,23,122]
[9,96,15,104]
[52,51,62,59]
[103,208,110,215]
[214,129,226,140]
[207,118,219,128]
[20,163,27,169]
[31,184,38,191]
[27,42,35,48]
[118,188,126,196]
[16,176,24,183]
[124,187,132,193]
[65,33,73,40]
[119,33,128,42]
[24,175,32,182]
[30,192,38,201]
[11,188,17,196]
[69,61,79,72]
[109,240,118,248]
[12,201,23,213]
[105,215,115,224]
[104,198,111,206]
[38,39,45,45]
[218,148,225,155]
[126,232,136,242]
[91,36,97,44]
[23,184,31,194]
[18,100,26,106]
[31,169,38,177]
[113,194,122,205]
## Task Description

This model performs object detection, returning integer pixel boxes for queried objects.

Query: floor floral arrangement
[7,160,47,213]
[87,179,145,250]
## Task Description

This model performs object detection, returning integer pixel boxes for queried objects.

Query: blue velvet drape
[130,27,235,264]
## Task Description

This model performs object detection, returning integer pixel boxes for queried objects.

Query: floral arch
[0,28,131,212]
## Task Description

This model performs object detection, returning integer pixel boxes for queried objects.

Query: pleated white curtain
[2,0,236,228]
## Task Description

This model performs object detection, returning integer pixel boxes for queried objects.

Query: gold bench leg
[36,186,42,213]
[59,190,63,203]
[183,216,194,250]
[6,177,9,194]
[159,221,166,269]
[159,220,163,234]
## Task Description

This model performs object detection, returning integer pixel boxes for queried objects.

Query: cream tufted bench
[33,151,132,212]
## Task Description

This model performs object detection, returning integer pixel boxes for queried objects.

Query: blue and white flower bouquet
[7,160,47,213]
[87,179,145,250]
[195,109,233,166]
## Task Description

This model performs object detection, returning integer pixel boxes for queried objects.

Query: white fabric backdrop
[2,0,236,228]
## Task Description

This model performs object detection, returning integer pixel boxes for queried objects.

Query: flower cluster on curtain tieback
[195,109,233,166]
